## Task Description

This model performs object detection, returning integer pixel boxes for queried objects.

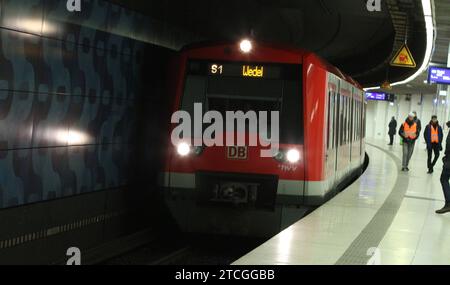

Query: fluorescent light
[422,0,432,16]
[364,86,380,91]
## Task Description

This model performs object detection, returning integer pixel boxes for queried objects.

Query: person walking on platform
[412,111,422,135]
[424,115,443,174]
[388,117,397,145]
[436,121,450,214]
[399,112,419,171]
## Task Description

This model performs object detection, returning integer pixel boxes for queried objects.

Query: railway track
[102,234,265,265]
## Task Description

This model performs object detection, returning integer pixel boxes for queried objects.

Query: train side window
[344,96,347,144]
[354,101,356,141]
[350,96,354,143]
[335,92,340,149]
[359,101,361,140]
[355,100,358,141]
[343,96,347,145]
[357,101,360,140]
[363,102,366,139]
[356,100,359,141]
[346,96,349,144]
[360,102,362,139]
[343,95,346,146]
[331,90,336,150]
[359,101,362,140]
[342,96,345,146]
[327,91,331,150]
[348,97,353,143]
[331,91,335,150]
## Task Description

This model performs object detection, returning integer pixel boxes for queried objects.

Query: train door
[345,86,352,173]
[342,82,353,178]
[349,87,355,168]
[350,87,361,171]
[335,81,345,181]
[359,91,364,164]
[325,73,339,188]
[361,98,367,160]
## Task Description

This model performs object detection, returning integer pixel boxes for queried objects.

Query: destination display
[186,60,301,80]
[208,62,281,79]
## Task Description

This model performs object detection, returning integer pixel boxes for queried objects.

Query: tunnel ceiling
[384,0,450,96]
[112,0,427,88]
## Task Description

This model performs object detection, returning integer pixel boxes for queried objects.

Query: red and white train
[161,41,366,237]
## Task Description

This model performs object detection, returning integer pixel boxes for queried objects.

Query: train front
[161,41,307,237]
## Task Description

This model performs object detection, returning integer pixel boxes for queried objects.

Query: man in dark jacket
[388,117,397,145]
[412,111,422,135]
[436,121,450,214]
[423,115,444,173]
[399,112,419,171]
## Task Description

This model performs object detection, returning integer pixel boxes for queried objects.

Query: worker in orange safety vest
[423,115,443,174]
[399,112,419,171]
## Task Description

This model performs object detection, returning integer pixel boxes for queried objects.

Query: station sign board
[428,66,450,85]
[365,92,395,102]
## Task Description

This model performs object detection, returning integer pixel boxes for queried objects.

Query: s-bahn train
[161,40,366,237]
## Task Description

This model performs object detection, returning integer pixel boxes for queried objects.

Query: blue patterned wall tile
[0,0,175,209]
[0,90,34,150]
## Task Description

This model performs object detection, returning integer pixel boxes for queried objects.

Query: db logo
[227,146,248,160]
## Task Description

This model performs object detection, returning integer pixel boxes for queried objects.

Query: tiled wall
[0,0,188,208]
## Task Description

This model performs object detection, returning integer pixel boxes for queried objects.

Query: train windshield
[181,60,303,144]
[207,77,282,115]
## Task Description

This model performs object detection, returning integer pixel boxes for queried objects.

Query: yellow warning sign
[390,44,416,68]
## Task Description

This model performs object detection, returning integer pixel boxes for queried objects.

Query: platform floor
[233,139,450,265]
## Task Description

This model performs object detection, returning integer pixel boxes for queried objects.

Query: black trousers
[427,143,440,170]
[389,134,394,144]
[440,168,450,203]
[389,134,394,145]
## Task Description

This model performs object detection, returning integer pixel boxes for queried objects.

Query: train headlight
[239,39,252,53]
[286,149,300,163]
[177,142,191,156]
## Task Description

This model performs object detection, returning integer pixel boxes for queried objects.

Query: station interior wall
[366,91,450,144]
[0,0,190,264]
